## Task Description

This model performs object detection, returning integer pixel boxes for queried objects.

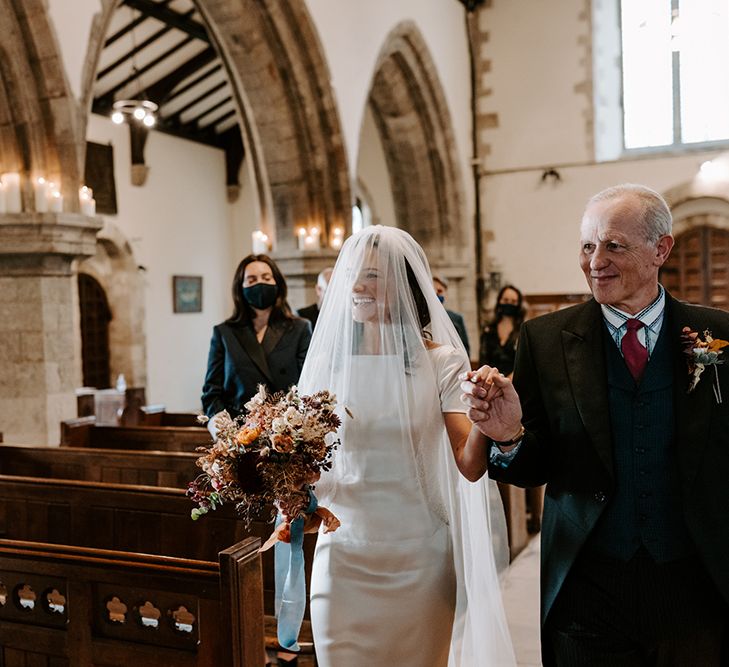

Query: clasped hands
[459,365,523,445]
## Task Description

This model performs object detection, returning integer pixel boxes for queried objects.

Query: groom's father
[463,184,728,666]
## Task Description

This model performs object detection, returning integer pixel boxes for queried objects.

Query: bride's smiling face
[351,260,388,323]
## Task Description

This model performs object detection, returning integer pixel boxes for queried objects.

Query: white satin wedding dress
[310,349,467,666]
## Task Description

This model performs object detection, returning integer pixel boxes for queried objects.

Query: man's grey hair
[586,183,673,244]
[317,267,334,291]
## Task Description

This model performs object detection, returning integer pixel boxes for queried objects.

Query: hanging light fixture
[110,8,158,128]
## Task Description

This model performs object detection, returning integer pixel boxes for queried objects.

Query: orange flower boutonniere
[681,327,729,403]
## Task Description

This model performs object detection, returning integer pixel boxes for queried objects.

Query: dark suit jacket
[446,309,470,357]
[489,294,729,631]
[201,317,312,418]
[297,303,319,330]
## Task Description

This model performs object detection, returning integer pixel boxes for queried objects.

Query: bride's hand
[460,366,523,442]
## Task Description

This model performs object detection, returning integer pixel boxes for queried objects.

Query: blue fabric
[274,488,318,651]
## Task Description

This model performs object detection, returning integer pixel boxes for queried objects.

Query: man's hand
[460,365,523,442]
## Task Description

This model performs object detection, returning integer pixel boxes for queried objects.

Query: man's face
[579,196,674,314]
[433,280,447,300]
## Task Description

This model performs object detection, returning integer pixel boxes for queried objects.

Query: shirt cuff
[489,439,523,469]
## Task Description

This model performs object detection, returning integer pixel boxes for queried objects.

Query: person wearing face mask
[432,275,470,358]
[478,284,525,376]
[201,254,312,438]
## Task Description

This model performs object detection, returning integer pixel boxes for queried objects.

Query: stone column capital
[0,213,102,276]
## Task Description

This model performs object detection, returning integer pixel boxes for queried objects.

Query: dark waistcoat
[585,321,693,562]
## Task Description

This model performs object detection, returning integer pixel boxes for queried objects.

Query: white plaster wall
[86,114,257,411]
[304,0,474,215]
[479,0,727,301]
[484,151,721,295]
[355,105,397,228]
[480,0,593,170]
[47,0,102,100]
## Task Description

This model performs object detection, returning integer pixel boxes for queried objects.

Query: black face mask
[243,283,278,310]
[496,303,520,318]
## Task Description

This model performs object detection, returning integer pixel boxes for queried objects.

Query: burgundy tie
[622,318,648,382]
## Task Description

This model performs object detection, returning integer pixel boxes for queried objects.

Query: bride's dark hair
[404,259,431,333]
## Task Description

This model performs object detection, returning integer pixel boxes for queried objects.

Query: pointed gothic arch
[0,0,83,205]
[364,22,468,264]
[80,0,351,249]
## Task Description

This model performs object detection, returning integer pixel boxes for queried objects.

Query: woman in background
[201,254,311,434]
[478,284,525,376]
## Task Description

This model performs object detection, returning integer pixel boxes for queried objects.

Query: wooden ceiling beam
[166,79,227,122]
[95,35,195,108]
[162,62,222,105]
[183,96,233,129]
[146,47,218,105]
[97,8,196,81]
[122,0,209,43]
[105,0,173,48]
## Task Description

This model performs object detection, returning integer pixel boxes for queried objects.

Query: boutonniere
[681,327,729,403]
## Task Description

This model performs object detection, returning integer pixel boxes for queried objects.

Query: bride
[298,225,516,666]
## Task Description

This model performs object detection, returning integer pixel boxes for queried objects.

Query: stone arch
[364,21,467,264]
[0,0,83,206]
[78,222,147,389]
[79,0,351,250]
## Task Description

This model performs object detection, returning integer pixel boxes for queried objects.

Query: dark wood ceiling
[92,0,242,157]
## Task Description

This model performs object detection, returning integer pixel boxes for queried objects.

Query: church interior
[0,0,726,664]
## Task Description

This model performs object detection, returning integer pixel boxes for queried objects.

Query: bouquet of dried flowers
[188,384,342,544]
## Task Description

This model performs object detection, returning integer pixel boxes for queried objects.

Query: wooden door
[660,226,729,310]
[78,273,112,388]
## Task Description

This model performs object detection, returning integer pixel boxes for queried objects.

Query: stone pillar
[0,213,102,445]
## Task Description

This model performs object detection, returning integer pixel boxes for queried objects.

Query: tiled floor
[502,536,542,666]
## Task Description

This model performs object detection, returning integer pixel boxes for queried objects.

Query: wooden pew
[0,443,199,489]
[61,417,207,452]
[139,404,202,427]
[0,474,314,620]
[0,537,265,666]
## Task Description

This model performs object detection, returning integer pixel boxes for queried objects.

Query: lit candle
[330,226,345,249]
[49,190,63,213]
[0,182,5,214]
[251,230,269,254]
[80,197,96,216]
[303,233,317,250]
[34,177,48,213]
[79,186,95,216]
[296,227,307,251]
[1,173,21,212]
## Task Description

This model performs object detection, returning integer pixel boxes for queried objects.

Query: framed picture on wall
[173,275,203,313]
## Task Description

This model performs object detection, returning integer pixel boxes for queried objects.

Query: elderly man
[462,184,728,666]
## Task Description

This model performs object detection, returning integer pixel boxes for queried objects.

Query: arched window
[595,1,729,158]
[78,274,112,388]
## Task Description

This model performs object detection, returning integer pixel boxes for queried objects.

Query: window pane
[621,1,673,148]
[679,0,729,143]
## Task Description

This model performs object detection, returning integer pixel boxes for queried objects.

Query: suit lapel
[669,297,714,489]
[229,323,275,386]
[262,319,288,358]
[561,300,614,478]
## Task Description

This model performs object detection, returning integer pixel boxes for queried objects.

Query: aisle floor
[502,537,542,667]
